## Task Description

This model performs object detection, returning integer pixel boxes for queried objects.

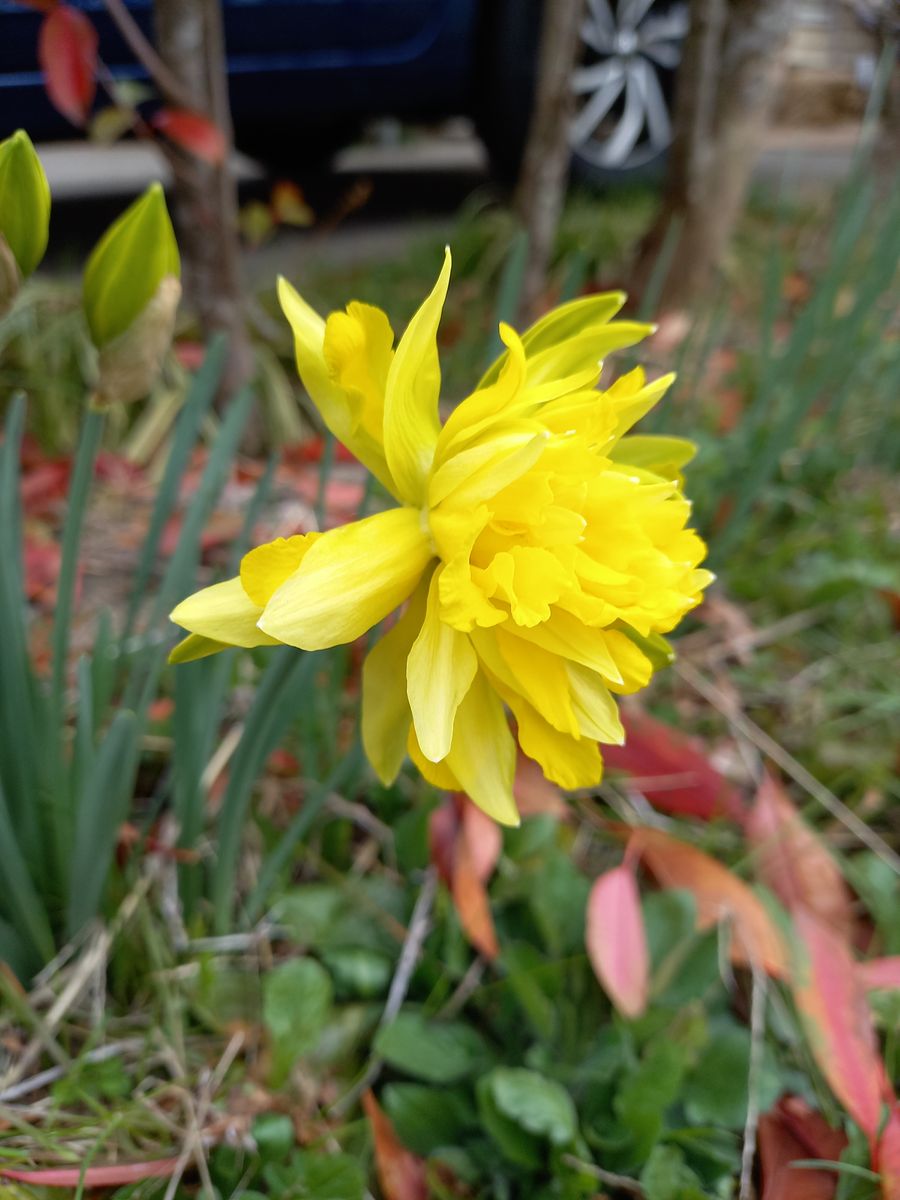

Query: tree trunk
[632,0,791,312]
[152,0,251,394]
[515,0,585,323]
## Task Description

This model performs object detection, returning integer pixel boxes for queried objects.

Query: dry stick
[740,959,768,1200]
[0,1041,146,1105]
[330,868,438,1116]
[101,0,205,113]
[559,1155,645,1198]
[675,660,900,874]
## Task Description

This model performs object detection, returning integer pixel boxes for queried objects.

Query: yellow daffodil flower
[170,250,712,825]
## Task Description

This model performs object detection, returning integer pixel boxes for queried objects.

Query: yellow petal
[478,292,627,388]
[516,699,603,790]
[507,612,624,685]
[168,633,230,664]
[170,576,281,648]
[407,726,461,791]
[323,301,394,446]
[361,572,430,785]
[239,533,321,606]
[407,567,478,762]
[607,369,675,437]
[383,248,451,504]
[277,276,397,495]
[444,672,519,826]
[259,507,433,650]
[566,663,625,743]
[610,434,697,480]
[524,323,655,387]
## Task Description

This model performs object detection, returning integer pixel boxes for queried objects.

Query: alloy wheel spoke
[570,67,626,148]
[597,62,645,165]
[633,57,672,149]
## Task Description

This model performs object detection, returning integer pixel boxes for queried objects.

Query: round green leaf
[488,1067,578,1146]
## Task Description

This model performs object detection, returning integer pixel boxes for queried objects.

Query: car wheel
[570,0,688,184]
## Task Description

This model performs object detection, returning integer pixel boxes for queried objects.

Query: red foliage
[603,709,744,822]
[38,5,97,125]
[151,108,227,165]
[586,860,649,1019]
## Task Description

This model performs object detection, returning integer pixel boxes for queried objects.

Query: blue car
[0,0,688,181]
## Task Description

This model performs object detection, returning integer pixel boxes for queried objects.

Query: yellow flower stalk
[170,251,712,825]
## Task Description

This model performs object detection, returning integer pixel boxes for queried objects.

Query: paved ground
[37,122,865,280]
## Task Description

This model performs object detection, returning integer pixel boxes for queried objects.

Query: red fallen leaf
[513,753,569,818]
[630,826,789,977]
[38,5,98,125]
[603,710,744,822]
[758,1112,839,1200]
[776,1095,848,1164]
[174,340,207,371]
[148,697,174,722]
[362,1090,428,1200]
[267,748,300,777]
[791,909,887,1145]
[859,958,900,993]
[283,438,359,467]
[20,460,70,516]
[0,1158,180,1187]
[23,533,62,605]
[877,1106,900,1199]
[428,797,457,886]
[452,832,499,961]
[429,796,501,960]
[586,861,648,1019]
[151,108,226,165]
[746,773,855,940]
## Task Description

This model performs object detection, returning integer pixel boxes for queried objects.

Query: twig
[560,1155,645,1197]
[438,956,487,1021]
[329,868,438,1116]
[675,660,900,873]
[740,960,768,1200]
[100,0,205,114]
[0,1040,145,1105]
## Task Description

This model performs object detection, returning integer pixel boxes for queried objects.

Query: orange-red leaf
[860,958,900,993]
[453,832,499,961]
[603,710,744,821]
[586,862,648,1019]
[791,909,886,1144]
[429,796,501,960]
[758,1100,843,1200]
[746,773,855,939]
[0,1159,179,1187]
[362,1090,428,1200]
[877,1106,900,1200]
[152,108,226,165]
[513,753,569,818]
[630,827,789,977]
[38,5,97,125]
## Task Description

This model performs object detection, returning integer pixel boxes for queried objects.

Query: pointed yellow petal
[277,276,397,496]
[565,663,625,743]
[478,292,627,388]
[407,567,478,762]
[323,301,394,446]
[170,577,281,648]
[239,533,321,606]
[607,369,675,437]
[444,672,519,826]
[516,697,603,789]
[407,725,461,791]
[168,633,230,664]
[361,572,430,785]
[383,248,451,504]
[610,434,697,480]
[259,507,433,650]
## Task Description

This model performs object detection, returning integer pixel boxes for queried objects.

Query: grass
[0,154,898,1198]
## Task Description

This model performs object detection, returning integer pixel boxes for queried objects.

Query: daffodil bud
[83,181,180,348]
[93,274,182,407]
[0,129,51,312]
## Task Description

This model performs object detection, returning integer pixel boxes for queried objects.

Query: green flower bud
[0,129,51,279]
[83,181,180,348]
[93,275,182,407]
